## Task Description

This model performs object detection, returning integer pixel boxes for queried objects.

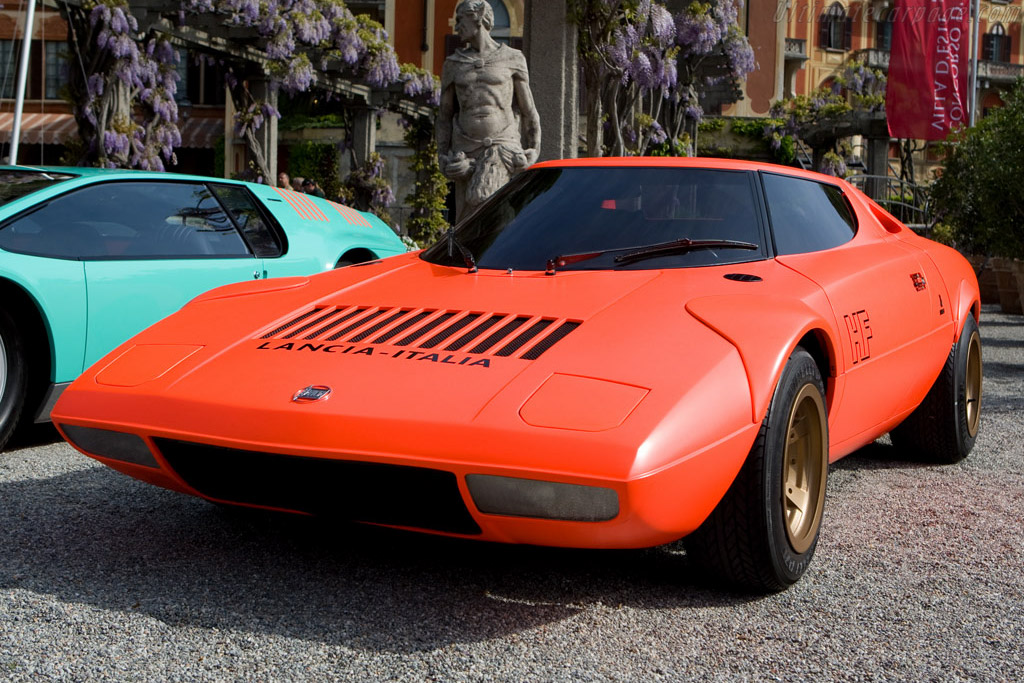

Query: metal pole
[969,0,981,126]
[10,0,37,164]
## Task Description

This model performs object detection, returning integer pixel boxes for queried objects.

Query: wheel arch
[336,247,377,267]
[794,328,837,416]
[0,277,54,412]
[686,295,839,425]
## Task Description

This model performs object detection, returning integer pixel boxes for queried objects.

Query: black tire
[685,348,829,592]
[890,315,981,464]
[0,308,29,452]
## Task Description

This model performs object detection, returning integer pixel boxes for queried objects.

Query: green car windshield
[420,166,767,272]
[0,170,77,206]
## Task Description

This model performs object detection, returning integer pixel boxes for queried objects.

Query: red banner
[885,0,970,140]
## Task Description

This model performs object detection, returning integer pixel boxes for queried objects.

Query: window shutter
[444,34,460,58]
[844,17,853,50]
[1001,36,1012,63]
[819,14,830,48]
[982,34,995,61]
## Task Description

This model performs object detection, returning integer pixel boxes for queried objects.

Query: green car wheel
[0,307,28,451]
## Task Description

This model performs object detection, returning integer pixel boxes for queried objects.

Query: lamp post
[9,0,37,164]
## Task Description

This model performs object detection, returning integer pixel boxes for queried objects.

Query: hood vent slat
[259,306,581,361]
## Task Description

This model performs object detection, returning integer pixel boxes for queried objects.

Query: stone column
[865,136,890,202]
[351,107,378,167]
[523,0,578,161]
[248,77,278,182]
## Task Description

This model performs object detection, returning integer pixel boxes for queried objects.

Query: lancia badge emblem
[292,385,331,403]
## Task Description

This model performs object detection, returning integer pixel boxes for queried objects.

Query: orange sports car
[52,158,982,591]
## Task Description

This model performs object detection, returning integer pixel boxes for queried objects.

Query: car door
[31,179,266,371]
[760,172,937,446]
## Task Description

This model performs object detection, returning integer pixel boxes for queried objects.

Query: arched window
[876,9,895,51]
[819,3,851,51]
[983,23,1012,63]
[488,0,512,43]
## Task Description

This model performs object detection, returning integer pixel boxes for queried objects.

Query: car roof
[530,157,848,186]
[0,164,252,186]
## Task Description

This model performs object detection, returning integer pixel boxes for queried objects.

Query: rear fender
[686,295,837,424]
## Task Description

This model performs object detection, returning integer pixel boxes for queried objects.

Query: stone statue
[437,0,541,219]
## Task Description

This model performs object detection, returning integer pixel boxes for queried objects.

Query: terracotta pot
[991,257,1024,315]
[968,255,1001,304]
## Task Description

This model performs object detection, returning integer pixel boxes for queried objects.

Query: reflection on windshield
[0,171,77,206]
[421,166,765,271]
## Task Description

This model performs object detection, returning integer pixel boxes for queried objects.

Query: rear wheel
[890,315,981,463]
[685,348,828,592]
[0,308,29,451]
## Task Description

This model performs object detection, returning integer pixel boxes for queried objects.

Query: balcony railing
[785,38,807,59]
[855,48,891,71]
[976,60,1024,84]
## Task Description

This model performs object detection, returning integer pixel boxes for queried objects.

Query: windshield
[0,170,77,206]
[421,166,767,271]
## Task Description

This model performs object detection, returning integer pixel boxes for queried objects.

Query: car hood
[60,254,762,476]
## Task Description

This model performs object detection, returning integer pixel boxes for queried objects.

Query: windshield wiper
[546,238,758,274]
[446,227,478,273]
[613,238,758,265]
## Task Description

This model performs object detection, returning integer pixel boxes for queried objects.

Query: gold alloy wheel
[782,384,828,554]
[965,329,983,438]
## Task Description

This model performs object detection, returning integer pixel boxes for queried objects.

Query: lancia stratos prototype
[53,159,982,591]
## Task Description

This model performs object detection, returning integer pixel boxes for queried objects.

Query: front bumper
[56,419,757,550]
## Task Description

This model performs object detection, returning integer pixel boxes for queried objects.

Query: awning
[0,112,78,146]
[0,112,224,149]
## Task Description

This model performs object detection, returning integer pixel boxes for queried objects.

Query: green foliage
[929,222,955,247]
[289,141,340,200]
[729,117,769,137]
[931,79,1024,258]
[402,117,449,246]
[338,152,394,225]
[697,118,725,133]
[648,134,693,157]
[278,114,349,131]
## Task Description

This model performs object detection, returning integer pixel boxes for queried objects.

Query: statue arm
[514,72,541,166]
[437,82,456,160]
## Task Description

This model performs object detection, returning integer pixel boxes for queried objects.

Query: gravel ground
[1,305,1022,682]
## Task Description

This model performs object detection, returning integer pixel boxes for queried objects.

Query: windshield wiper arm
[613,238,758,265]
[546,238,758,274]
[446,227,478,273]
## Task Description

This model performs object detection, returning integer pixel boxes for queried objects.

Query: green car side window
[0,181,252,260]
[210,184,284,258]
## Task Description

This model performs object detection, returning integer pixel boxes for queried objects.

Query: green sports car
[0,166,406,450]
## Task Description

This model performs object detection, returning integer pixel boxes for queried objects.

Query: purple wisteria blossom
[576,0,753,156]
[72,0,436,176]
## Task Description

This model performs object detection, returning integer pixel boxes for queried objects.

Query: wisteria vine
[62,0,438,175]
[571,0,755,157]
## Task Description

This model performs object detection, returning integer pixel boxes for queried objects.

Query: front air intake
[258,306,582,360]
[155,439,481,535]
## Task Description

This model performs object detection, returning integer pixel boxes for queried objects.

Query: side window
[0,181,251,260]
[762,173,856,256]
[210,184,283,257]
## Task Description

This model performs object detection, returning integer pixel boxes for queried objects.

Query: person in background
[302,178,326,198]
[291,176,305,192]
[278,171,290,189]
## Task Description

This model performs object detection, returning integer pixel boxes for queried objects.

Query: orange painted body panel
[52,158,980,550]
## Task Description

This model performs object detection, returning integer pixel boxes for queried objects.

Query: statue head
[455,0,495,35]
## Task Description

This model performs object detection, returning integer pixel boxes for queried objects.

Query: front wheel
[685,348,829,592]
[0,308,29,452]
